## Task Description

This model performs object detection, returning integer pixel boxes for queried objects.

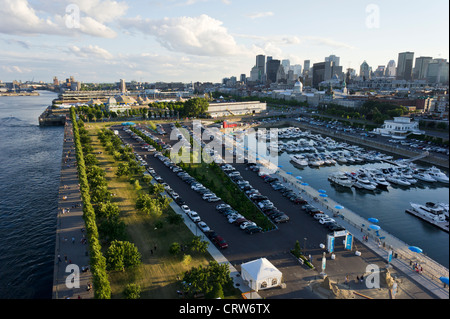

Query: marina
[230,125,449,268]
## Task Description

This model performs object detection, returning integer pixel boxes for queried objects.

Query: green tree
[105,240,141,271]
[123,284,141,299]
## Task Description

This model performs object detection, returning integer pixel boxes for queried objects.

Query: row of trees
[318,101,410,124]
[74,97,210,122]
[70,107,111,299]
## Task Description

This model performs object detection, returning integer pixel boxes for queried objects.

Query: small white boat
[328,172,354,188]
[413,171,436,183]
[426,167,449,183]
[385,174,411,186]
[290,155,308,167]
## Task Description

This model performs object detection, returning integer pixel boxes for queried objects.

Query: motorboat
[328,172,354,188]
[353,173,377,190]
[385,174,411,186]
[366,169,390,189]
[426,167,449,183]
[410,202,448,223]
[412,171,436,183]
[290,154,308,167]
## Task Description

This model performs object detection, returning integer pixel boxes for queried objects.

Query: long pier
[52,119,92,299]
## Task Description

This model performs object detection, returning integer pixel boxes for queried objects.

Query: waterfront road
[52,119,92,299]
[117,124,442,299]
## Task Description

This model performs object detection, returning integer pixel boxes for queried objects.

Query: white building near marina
[373,117,424,139]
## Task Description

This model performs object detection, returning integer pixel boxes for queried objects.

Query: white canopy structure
[241,258,283,292]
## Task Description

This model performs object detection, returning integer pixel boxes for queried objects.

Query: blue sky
[0,0,448,83]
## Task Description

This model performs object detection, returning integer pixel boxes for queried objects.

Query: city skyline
[0,0,448,83]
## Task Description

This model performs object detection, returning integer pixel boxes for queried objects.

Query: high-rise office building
[303,60,310,72]
[325,55,340,66]
[413,56,433,80]
[385,60,396,77]
[281,59,290,73]
[120,79,126,93]
[266,59,281,84]
[312,62,325,88]
[256,54,265,83]
[396,52,414,81]
[426,59,449,84]
[360,61,371,80]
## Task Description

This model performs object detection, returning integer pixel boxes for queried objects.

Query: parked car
[327,223,346,232]
[180,205,190,214]
[240,221,256,230]
[313,213,328,220]
[245,225,262,234]
[213,236,228,249]
[274,214,290,223]
[188,211,201,222]
[319,217,335,224]
[197,221,210,232]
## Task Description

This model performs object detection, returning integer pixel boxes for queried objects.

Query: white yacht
[426,167,449,183]
[385,174,411,186]
[290,154,308,167]
[412,171,436,183]
[408,202,449,232]
[328,172,354,188]
[353,173,377,190]
[366,169,390,189]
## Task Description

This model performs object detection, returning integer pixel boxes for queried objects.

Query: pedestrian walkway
[52,119,92,299]
[274,168,449,299]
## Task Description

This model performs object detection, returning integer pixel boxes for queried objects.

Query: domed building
[293,79,303,94]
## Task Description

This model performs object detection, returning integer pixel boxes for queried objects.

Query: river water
[0,91,62,298]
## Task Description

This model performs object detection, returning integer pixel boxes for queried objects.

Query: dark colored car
[245,226,262,234]
[274,214,290,223]
[213,236,228,249]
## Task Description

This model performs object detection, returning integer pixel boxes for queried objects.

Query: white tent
[241,258,283,292]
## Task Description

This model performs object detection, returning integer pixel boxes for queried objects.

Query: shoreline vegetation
[73,110,241,299]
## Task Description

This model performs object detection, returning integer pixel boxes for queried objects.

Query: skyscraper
[360,61,371,80]
[303,60,310,73]
[120,79,126,93]
[426,59,449,84]
[266,59,281,84]
[396,52,414,81]
[312,62,325,88]
[385,60,396,77]
[256,54,265,83]
[413,56,433,80]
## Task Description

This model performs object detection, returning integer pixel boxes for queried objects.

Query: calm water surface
[0,91,62,298]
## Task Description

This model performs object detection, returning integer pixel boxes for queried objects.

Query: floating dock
[405,209,449,233]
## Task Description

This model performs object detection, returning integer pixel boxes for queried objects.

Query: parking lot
[110,122,413,298]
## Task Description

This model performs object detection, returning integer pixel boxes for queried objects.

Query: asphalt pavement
[115,123,444,299]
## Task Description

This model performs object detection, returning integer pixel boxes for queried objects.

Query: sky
[0,0,448,84]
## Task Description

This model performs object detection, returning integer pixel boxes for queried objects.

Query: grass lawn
[85,123,218,299]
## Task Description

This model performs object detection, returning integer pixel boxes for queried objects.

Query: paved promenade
[52,119,92,299]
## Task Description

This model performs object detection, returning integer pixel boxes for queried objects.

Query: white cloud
[0,0,123,38]
[120,14,247,57]
[67,45,114,60]
[246,12,274,19]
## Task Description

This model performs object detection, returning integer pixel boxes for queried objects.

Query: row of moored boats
[328,165,449,191]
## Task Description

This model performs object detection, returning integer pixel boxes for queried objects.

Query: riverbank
[52,118,92,299]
